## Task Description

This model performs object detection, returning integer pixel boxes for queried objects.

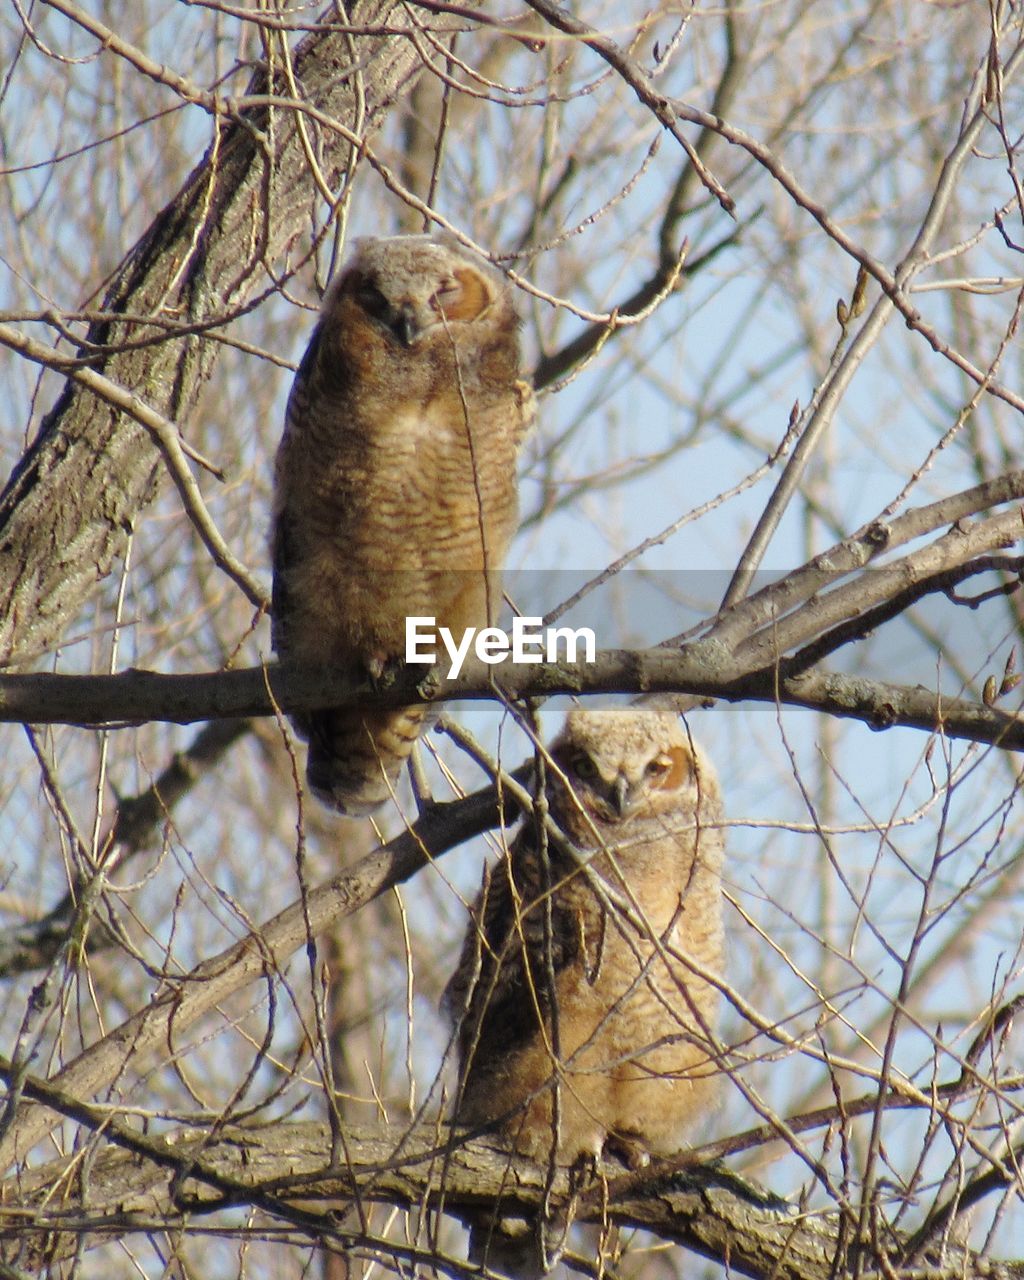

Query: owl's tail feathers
[467,1211,565,1280]
[301,704,431,816]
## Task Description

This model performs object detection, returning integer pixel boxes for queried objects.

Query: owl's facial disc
[353,262,493,349]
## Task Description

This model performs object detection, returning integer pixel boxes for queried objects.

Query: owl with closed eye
[271,234,534,815]
[444,704,725,1272]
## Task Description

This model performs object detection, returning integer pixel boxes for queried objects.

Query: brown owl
[272,235,533,815]
[444,704,725,1272]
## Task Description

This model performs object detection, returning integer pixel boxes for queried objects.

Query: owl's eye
[646,755,672,778]
[357,283,390,318]
[570,753,598,783]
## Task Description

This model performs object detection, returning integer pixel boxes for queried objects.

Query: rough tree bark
[3,1114,1020,1280]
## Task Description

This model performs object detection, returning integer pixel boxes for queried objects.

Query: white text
[405,615,597,680]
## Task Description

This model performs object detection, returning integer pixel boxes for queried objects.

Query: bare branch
[2,1106,1022,1280]
[0,718,253,977]
[0,770,517,1166]
[0,651,1021,752]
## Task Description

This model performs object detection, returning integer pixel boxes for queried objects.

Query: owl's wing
[444,825,580,1061]
[270,324,324,661]
[269,517,298,660]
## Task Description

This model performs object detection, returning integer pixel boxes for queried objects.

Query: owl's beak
[611,774,631,817]
[390,303,421,348]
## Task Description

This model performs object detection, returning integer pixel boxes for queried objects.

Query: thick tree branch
[0,651,1020,749]
[2,1107,1022,1279]
[692,470,1024,653]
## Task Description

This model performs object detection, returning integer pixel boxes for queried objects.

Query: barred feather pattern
[271,235,534,815]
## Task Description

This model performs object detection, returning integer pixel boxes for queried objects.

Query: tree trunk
[0,2,463,668]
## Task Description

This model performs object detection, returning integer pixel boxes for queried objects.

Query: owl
[444,705,725,1272]
[271,234,534,816]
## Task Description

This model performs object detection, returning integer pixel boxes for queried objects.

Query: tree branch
[2,1105,1021,1279]
[0,652,1020,749]
[0,718,253,976]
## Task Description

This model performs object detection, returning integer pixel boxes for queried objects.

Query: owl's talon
[605,1133,651,1171]
[416,665,444,700]
[568,1148,601,1191]
[364,654,388,685]
[364,654,404,689]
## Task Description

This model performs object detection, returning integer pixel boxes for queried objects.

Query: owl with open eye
[444,704,725,1272]
[271,234,534,816]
